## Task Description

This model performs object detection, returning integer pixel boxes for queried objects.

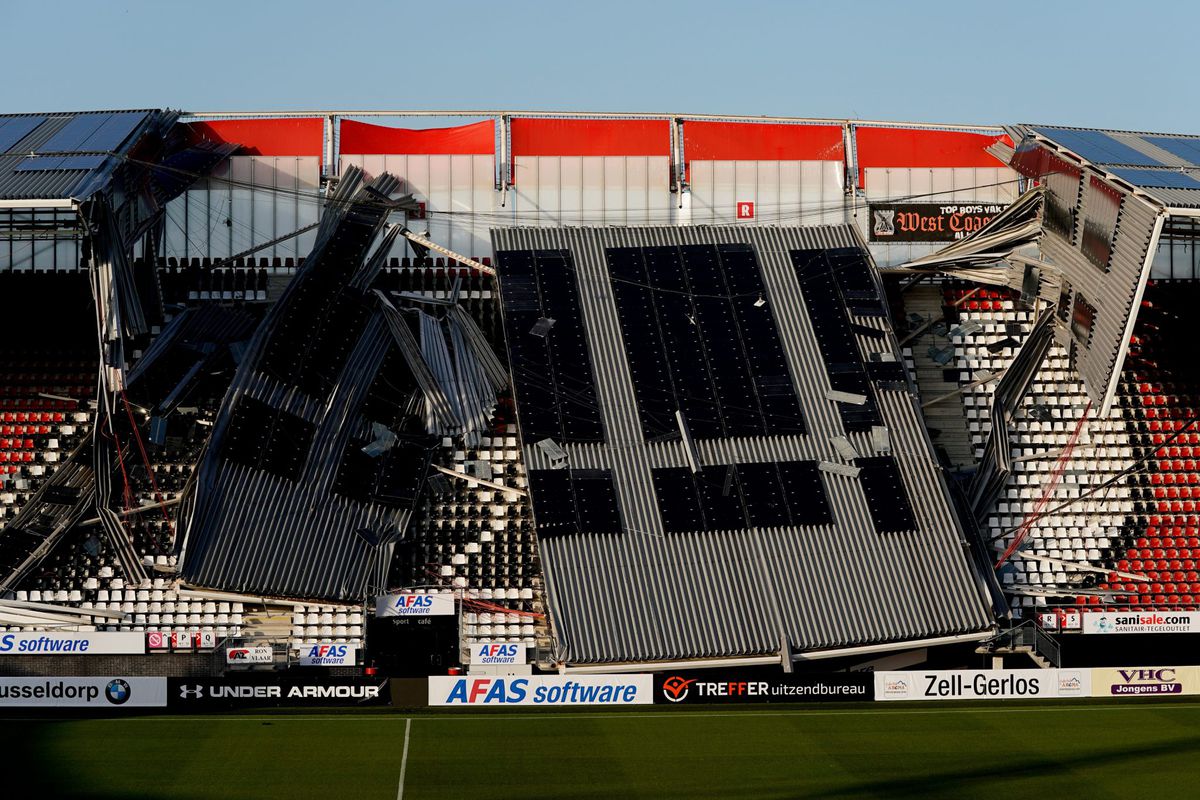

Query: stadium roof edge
[557,631,998,673]
[1012,123,1200,211]
[178,109,1006,133]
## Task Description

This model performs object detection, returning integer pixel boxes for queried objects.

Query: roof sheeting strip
[682,121,844,161]
[339,119,495,155]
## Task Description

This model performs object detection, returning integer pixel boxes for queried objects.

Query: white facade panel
[163,156,321,263]
[511,155,670,231]
[341,153,498,260]
[688,160,845,228]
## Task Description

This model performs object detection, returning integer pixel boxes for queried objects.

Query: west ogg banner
[655,673,872,703]
[429,675,652,706]
[876,670,1090,701]
[0,677,166,707]
[869,203,1007,242]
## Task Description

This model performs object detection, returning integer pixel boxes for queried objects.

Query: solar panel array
[1030,125,1200,206]
[0,110,160,201]
[492,225,995,663]
[605,243,805,440]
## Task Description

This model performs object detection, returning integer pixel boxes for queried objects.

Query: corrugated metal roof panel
[1019,124,1200,209]
[0,110,163,202]
[492,224,996,663]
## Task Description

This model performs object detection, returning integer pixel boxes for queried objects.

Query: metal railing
[983,621,1061,668]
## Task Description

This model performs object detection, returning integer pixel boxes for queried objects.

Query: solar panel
[1143,136,1200,167]
[0,116,45,154]
[652,460,832,533]
[856,456,916,533]
[37,111,146,154]
[35,115,106,153]
[496,249,605,444]
[737,461,834,528]
[13,154,107,172]
[604,243,804,441]
[1108,168,1200,191]
[528,469,622,535]
[1033,127,1162,167]
[332,438,428,508]
[220,396,315,481]
[792,249,882,432]
[81,111,148,152]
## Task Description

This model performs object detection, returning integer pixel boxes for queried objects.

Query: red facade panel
[338,119,495,155]
[856,127,1011,169]
[510,118,670,156]
[683,121,844,161]
[186,118,325,158]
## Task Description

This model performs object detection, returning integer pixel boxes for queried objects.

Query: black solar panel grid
[604,243,805,440]
[527,468,622,535]
[856,456,917,533]
[495,249,605,443]
[791,248,884,432]
[221,396,315,482]
[652,460,833,533]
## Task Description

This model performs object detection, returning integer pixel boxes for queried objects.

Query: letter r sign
[737,201,754,219]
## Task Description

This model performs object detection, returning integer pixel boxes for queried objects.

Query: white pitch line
[9,702,1200,724]
[396,717,412,800]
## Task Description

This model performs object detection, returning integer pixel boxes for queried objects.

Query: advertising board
[869,203,1008,242]
[169,677,387,709]
[429,675,652,706]
[655,672,872,704]
[297,643,357,667]
[375,593,456,617]
[0,677,166,707]
[0,632,145,655]
[225,646,274,665]
[1082,611,1200,634]
[1090,667,1200,697]
[467,643,527,666]
[876,670,1090,701]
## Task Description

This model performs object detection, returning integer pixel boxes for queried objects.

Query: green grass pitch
[6,701,1200,799]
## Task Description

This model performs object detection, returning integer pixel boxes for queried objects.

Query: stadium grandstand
[1,108,1198,678]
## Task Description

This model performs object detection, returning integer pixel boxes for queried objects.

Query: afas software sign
[0,677,165,707]
[656,673,872,704]
[0,632,145,655]
[429,675,652,706]
[375,593,456,617]
[876,670,1090,701]
[298,643,357,667]
[468,643,526,666]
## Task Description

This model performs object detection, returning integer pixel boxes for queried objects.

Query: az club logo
[178,685,204,699]
[228,649,251,660]
[105,679,131,705]
[661,676,696,703]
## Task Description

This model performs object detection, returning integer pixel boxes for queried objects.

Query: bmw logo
[105,679,131,705]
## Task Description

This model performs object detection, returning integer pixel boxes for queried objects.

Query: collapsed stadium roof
[492,225,999,665]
